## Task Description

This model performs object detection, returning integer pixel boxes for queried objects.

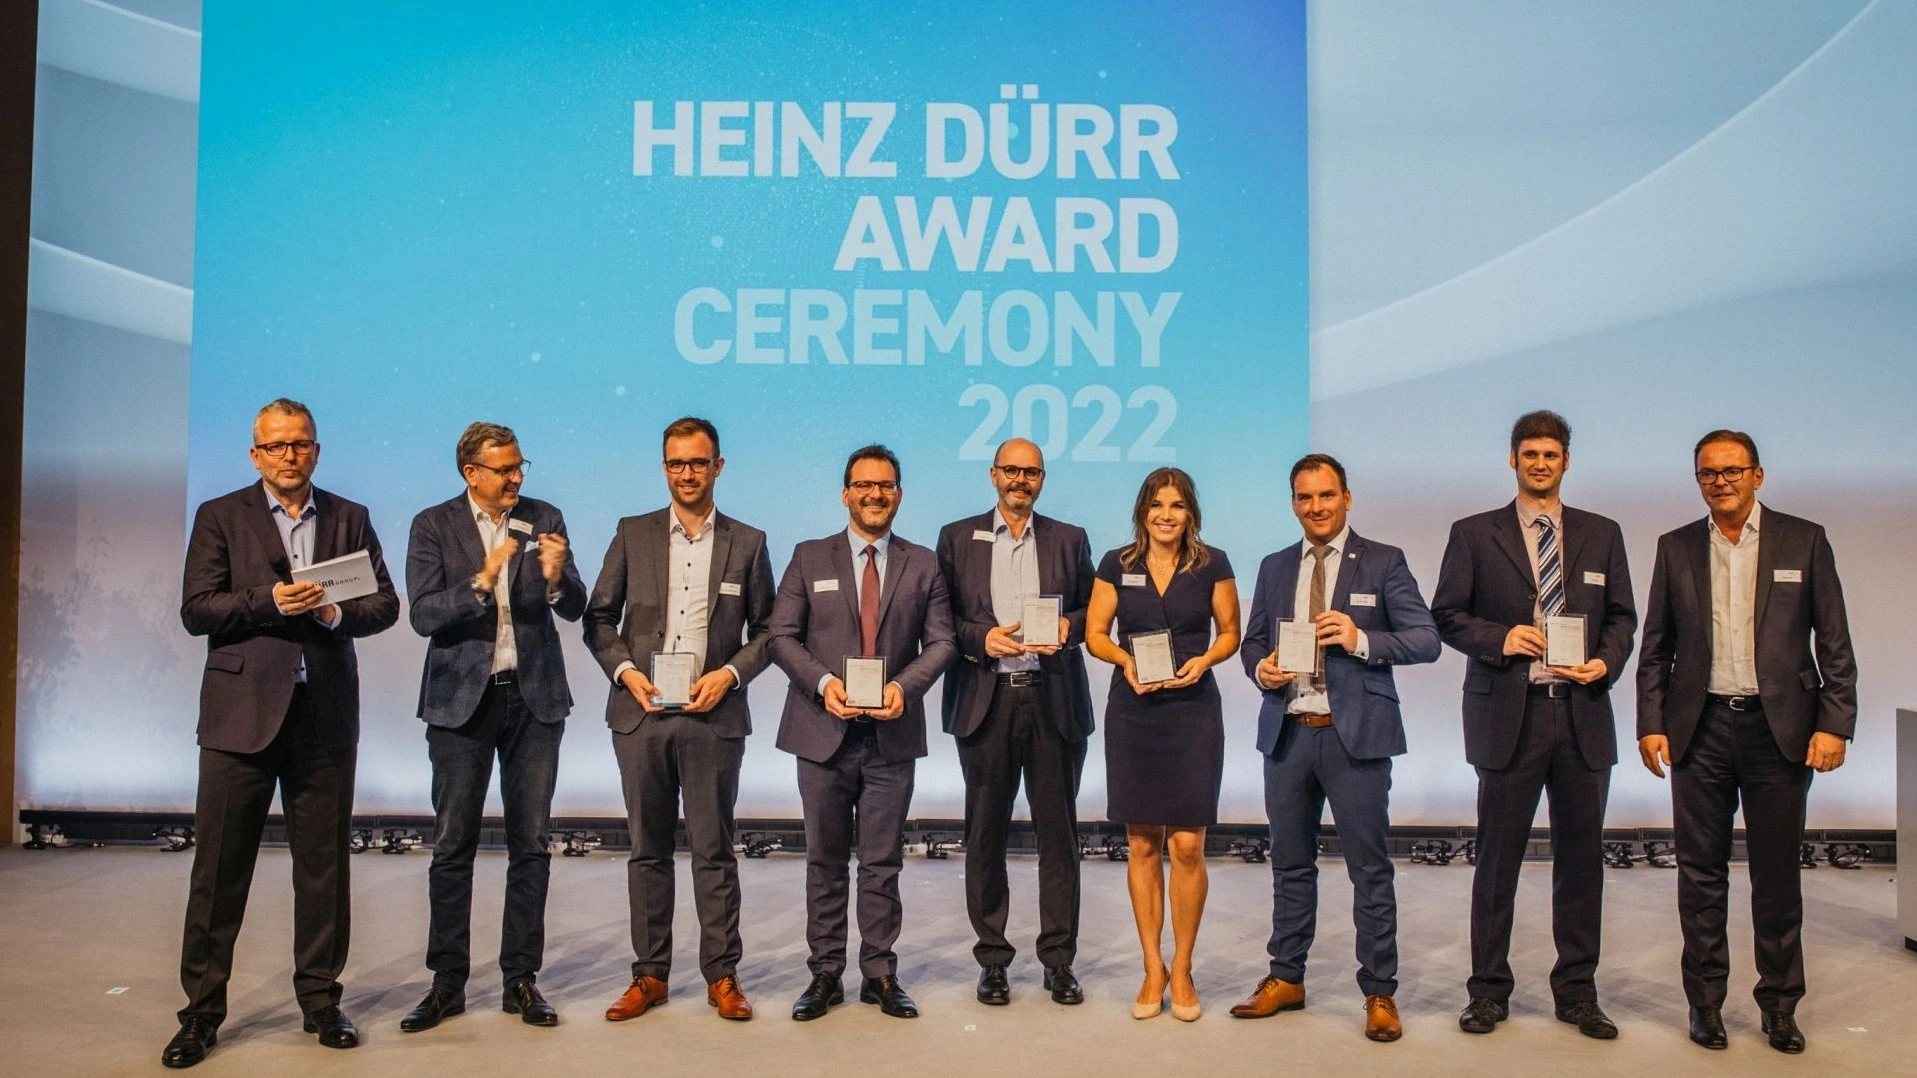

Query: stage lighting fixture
[1799,842,1819,869]
[153,826,194,852]
[1641,841,1675,868]
[1408,839,1460,866]
[923,836,963,860]
[348,828,375,854]
[1602,842,1638,869]
[735,833,784,858]
[1823,843,1870,869]
[558,831,603,857]
[23,822,72,850]
[381,829,423,855]
[1078,836,1129,862]
[1226,838,1268,863]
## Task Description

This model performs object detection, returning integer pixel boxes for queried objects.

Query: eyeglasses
[664,458,715,475]
[470,459,530,478]
[995,465,1045,481]
[1694,466,1751,485]
[254,440,319,459]
[847,480,900,495]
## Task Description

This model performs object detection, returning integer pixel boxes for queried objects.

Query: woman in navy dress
[1086,467,1240,1021]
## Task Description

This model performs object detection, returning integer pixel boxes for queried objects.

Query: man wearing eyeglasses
[166,398,399,1068]
[585,416,777,1022]
[768,444,957,1021]
[398,422,587,1032]
[934,438,1096,1006]
[1636,430,1855,1055]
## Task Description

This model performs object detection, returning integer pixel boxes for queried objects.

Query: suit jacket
[768,531,958,764]
[180,483,400,754]
[1238,531,1441,760]
[583,508,776,738]
[1431,502,1637,770]
[1635,506,1856,764]
[935,511,1096,742]
[405,494,588,727]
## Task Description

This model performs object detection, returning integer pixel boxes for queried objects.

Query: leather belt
[1527,681,1569,698]
[996,671,1043,687]
[489,670,518,685]
[1289,713,1334,728]
[1707,693,1762,713]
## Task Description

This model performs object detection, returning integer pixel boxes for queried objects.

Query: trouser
[614,710,746,983]
[1672,698,1813,1013]
[1263,722,1398,997]
[178,685,355,1023]
[956,680,1087,969]
[1468,693,1610,1004]
[424,677,563,992]
[796,723,915,979]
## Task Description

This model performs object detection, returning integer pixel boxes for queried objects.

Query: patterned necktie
[860,544,881,655]
[1536,516,1566,617]
[1307,544,1330,688]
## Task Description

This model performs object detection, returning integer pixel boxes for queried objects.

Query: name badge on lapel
[972,529,995,542]
[718,581,743,596]
[507,518,535,535]
[1774,569,1802,583]
[1583,571,1605,586]
[1120,573,1148,587]
[814,578,840,593]
[1349,593,1377,607]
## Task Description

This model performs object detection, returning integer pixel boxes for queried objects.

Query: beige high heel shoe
[1170,974,1201,1021]
[1132,966,1171,1019]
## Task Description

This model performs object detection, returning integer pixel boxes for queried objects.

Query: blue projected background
[21,1,1917,826]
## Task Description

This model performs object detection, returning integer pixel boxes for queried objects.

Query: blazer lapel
[447,496,489,579]
[1490,503,1533,583]
[243,485,295,579]
[1684,519,1713,654]
[1274,544,1301,620]
[311,489,342,563]
[648,512,671,608]
[1332,532,1363,612]
[876,538,908,631]
[830,535,863,627]
[1753,510,1778,628]
[1560,509,1589,607]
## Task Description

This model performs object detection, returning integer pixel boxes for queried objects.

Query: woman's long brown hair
[1118,467,1211,573]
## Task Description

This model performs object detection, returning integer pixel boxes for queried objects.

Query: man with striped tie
[1431,411,1638,1041]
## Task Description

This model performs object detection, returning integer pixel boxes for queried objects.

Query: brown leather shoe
[1365,994,1402,1042]
[1228,977,1306,1018]
[604,976,669,1021]
[707,975,753,1021]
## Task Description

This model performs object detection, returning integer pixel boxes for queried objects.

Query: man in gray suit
[400,421,587,1032]
[586,417,776,1023]
[769,444,958,1021]
[1637,429,1856,1054]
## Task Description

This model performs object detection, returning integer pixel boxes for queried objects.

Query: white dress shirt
[612,509,740,693]
[1707,500,1762,695]
[265,482,340,683]
[470,496,519,674]
[1287,525,1369,715]
[988,508,1041,674]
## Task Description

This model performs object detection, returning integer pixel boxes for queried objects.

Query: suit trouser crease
[958,684,1086,969]
[425,681,563,991]
[1468,695,1610,1004]
[616,712,746,983]
[1672,702,1812,1012]
[179,686,355,1023]
[797,729,915,980]
[1263,724,1398,996]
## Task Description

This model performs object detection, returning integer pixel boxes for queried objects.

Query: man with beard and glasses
[586,416,777,1022]
[935,438,1097,1007]
[769,444,957,1022]
[399,421,587,1032]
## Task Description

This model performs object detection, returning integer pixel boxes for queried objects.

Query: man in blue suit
[1229,454,1440,1043]
[400,422,587,1032]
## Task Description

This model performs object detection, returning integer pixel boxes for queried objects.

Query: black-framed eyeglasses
[847,480,900,494]
[470,459,530,478]
[253,440,319,459]
[995,465,1045,481]
[664,458,715,475]
[1694,466,1750,485]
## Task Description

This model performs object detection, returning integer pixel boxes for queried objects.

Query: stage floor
[1,845,1909,1076]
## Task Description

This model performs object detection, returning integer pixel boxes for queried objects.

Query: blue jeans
[425,679,563,991]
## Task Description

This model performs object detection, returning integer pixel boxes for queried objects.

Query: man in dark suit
[935,438,1096,1007]
[585,417,776,1023]
[398,422,587,1032]
[769,444,957,1021]
[1431,411,1636,1041]
[165,398,399,1068]
[1229,454,1440,1042]
[1636,429,1855,1055]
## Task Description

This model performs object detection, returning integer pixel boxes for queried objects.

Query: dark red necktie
[860,544,881,655]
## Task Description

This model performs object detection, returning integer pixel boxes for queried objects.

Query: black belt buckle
[997,670,1043,688]
[1710,693,1760,713]
[490,670,517,686]
[1529,681,1569,699]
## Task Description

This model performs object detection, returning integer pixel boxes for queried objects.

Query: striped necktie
[1536,516,1565,618]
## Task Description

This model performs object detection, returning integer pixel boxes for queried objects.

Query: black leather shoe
[1458,996,1508,1034]
[791,973,844,1021]
[161,1016,218,1068]
[1043,965,1084,1005]
[1555,1000,1618,1040]
[503,980,558,1026]
[1689,1006,1728,1050]
[861,975,920,1019]
[399,987,465,1032]
[302,1006,360,1049]
[977,964,1011,1006]
[1762,1011,1805,1054]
